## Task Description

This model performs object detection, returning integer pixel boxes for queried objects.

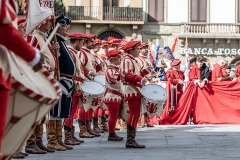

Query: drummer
[77,34,101,138]
[0,0,43,157]
[63,32,86,146]
[98,40,109,71]
[165,59,185,105]
[104,50,124,141]
[121,41,151,148]
[137,42,155,128]
[91,38,106,134]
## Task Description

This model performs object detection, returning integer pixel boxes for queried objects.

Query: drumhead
[94,74,105,86]
[81,81,105,95]
[141,84,167,101]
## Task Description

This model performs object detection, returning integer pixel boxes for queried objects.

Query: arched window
[98,30,124,40]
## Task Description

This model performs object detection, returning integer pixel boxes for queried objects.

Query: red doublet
[211,63,223,81]
[104,64,122,133]
[121,54,149,128]
[165,68,185,103]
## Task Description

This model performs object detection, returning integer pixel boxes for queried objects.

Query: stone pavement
[21,124,240,160]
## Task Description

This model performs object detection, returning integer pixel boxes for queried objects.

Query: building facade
[19,0,240,66]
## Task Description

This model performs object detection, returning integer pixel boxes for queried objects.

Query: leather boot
[19,152,29,156]
[86,122,101,137]
[108,133,124,141]
[12,152,25,159]
[25,132,47,154]
[35,123,55,152]
[46,120,67,151]
[64,128,81,145]
[79,124,94,138]
[93,118,104,133]
[126,124,145,148]
[56,120,73,150]
[144,113,154,127]
[98,117,108,131]
[72,126,84,143]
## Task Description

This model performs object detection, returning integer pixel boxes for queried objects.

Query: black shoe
[108,133,123,141]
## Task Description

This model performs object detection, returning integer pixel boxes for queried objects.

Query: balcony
[18,6,143,24]
[67,6,143,22]
[179,23,240,39]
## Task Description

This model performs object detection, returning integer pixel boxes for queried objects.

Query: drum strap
[106,89,122,96]
[60,73,83,82]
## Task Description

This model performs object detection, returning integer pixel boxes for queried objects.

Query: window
[148,0,164,22]
[103,0,119,7]
[191,0,206,22]
[238,0,240,22]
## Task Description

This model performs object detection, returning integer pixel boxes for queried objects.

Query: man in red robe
[211,59,229,81]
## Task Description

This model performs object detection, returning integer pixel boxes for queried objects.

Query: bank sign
[180,48,240,56]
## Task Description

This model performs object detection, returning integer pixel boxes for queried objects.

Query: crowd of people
[1,2,240,159]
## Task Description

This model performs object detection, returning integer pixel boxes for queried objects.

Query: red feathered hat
[82,34,96,39]
[171,59,181,66]
[68,32,85,40]
[106,50,122,60]
[122,41,141,52]
[100,40,109,47]
[140,42,149,49]
[108,37,116,41]
[94,38,101,45]
[109,38,121,45]
[18,18,27,26]
[119,41,128,49]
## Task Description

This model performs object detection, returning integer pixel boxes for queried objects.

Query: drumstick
[129,84,144,97]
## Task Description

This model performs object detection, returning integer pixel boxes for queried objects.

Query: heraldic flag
[25,0,55,37]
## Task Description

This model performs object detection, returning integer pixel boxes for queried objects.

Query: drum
[120,101,129,122]
[80,81,105,112]
[93,73,105,86]
[140,84,167,118]
[1,50,61,159]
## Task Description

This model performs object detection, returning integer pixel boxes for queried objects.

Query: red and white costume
[77,34,99,124]
[120,41,150,128]
[27,30,57,76]
[64,36,85,129]
[104,50,122,133]
[0,0,40,151]
[165,60,185,105]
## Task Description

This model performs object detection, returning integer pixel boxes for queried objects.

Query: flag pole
[52,19,60,81]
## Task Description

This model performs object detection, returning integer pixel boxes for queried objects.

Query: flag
[163,46,175,60]
[148,48,155,63]
[25,0,55,37]
[171,37,178,53]
[155,45,160,64]
[184,37,190,81]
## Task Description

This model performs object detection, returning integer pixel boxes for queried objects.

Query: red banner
[159,81,240,124]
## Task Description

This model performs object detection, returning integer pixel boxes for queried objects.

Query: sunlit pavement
[22,123,240,160]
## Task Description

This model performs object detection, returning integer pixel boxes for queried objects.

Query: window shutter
[238,0,240,22]
[148,0,164,22]
[191,0,198,22]
[156,0,164,22]
[148,0,156,22]
[199,0,206,22]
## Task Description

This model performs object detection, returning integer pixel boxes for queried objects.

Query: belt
[60,73,83,82]
[106,89,122,96]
